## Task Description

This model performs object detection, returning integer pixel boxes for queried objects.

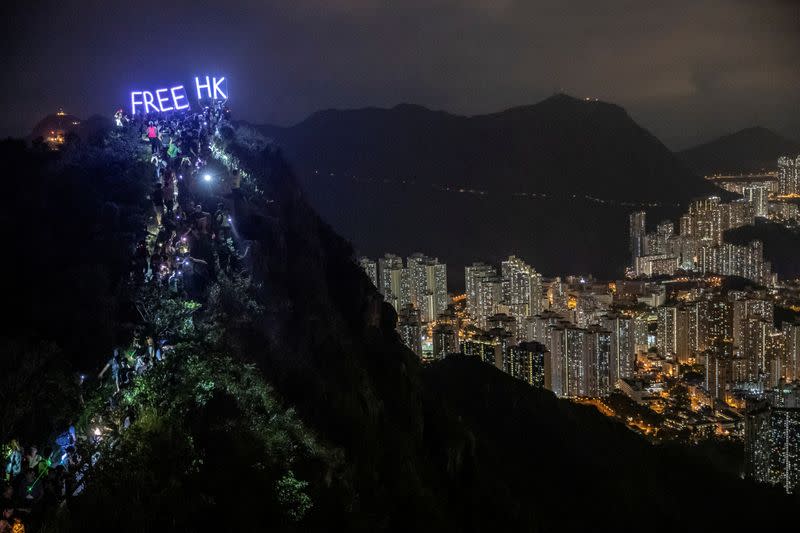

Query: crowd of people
[2,420,87,530]
[3,99,245,531]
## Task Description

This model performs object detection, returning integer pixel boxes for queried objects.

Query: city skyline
[359,150,800,494]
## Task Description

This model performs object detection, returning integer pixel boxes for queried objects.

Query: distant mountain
[253,95,720,280]
[259,94,713,202]
[680,127,800,176]
[29,111,83,141]
[29,112,113,145]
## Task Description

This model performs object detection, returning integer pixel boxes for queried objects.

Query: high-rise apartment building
[697,298,732,352]
[461,334,497,366]
[584,325,612,397]
[432,323,458,360]
[657,306,677,358]
[746,384,800,494]
[397,304,423,357]
[506,341,548,388]
[784,322,800,382]
[465,262,496,320]
[378,254,411,311]
[777,155,800,196]
[675,304,699,364]
[476,275,504,329]
[501,255,543,322]
[359,257,378,288]
[688,196,726,245]
[743,186,769,218]
[601,313,636,383]
[629,211,647,262]
[547,322,611,398]
[407,253,448,323]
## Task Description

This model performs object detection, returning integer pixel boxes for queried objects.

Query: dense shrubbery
[55,342,336,531]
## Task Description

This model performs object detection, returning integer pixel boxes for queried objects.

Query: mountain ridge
[245,94,720,279]
[251,93,714,201]
[680,126,800,175]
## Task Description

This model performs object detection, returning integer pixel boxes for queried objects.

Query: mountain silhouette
[680,126,800,176]
[253,95,720,281]
[259,93,714,201]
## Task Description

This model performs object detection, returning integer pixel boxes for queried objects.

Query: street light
[203,173,212,182]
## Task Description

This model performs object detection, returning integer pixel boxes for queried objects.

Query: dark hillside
[3,123,794,531]
[680,126,800,175]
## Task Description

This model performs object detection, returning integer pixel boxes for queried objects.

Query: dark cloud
[1,0,798,147]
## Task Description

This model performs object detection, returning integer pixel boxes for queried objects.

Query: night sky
[2,0,798,148]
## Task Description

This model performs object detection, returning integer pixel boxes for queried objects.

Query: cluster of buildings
[359,253,448,323]
[632,155,800,284]
[359,250,800,492]
[358,155,800,493]
[362,253,646,398]
[630,198,775,284]
[655,289,800,397]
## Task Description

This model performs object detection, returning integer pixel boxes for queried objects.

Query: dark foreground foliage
[3,126,798,532]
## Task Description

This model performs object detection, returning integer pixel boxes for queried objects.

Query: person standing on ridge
[147,122,159,154]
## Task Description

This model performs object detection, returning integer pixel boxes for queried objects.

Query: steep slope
[680,126,800,175]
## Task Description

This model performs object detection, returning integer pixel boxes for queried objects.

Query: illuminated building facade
[397,304,423,357]
[601,313,636,382]
[629,211,647,262]
[507,341,548,388]
[461,334,496,366]
[784,322,800,382]
[407,253,448,323]
[476,275,504,329]
[465,262,496,320]
[432,324,458,360]
[675,303,699,364]
[656,306,677,358]
[501,255,543,336]
[777,155,800,196]
[697,298,732,352]
[358,257,378,288]
[378,254,411,311]
[742,185,768,218]
[547,322,611,398]
[746,384,800,494]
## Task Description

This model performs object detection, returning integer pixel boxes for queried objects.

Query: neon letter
[195,76,211,100]
[130,91,143,115]
[142,91,160,113]
[155,88,173,112]
[212,77,227,99]
[171,86,190,110]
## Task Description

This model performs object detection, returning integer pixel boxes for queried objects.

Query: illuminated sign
[130,75,227,115]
